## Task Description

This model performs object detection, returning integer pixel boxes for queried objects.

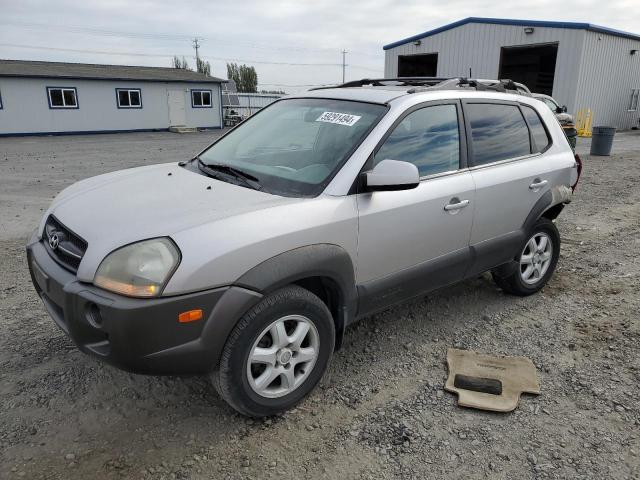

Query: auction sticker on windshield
[316,111,361,126]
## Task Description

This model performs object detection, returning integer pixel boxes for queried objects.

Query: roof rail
[309,77,453,91]
[308,77,531,96]
[408,77,531,95]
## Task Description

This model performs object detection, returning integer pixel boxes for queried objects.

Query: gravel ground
[1,131,639,480]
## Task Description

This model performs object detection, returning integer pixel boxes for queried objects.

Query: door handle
[529,179,548,190]
[444,199,470,211]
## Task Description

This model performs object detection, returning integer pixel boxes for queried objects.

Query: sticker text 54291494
[316,111,362,127]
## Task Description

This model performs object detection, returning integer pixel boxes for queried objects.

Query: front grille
[43,215,88,272]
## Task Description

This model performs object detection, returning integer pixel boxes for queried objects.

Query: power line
[1,19,196,41]
[0,19,380,57]
[206,55,341,67]
[349,64,381,73]
[0,43,382,70]
[259,83,331,87]
[0,43,178,58]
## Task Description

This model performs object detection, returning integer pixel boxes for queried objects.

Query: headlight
[94,238,180,297]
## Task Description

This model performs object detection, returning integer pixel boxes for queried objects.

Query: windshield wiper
[196,157,262,190]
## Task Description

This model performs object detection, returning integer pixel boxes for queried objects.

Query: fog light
[86,303,103,328]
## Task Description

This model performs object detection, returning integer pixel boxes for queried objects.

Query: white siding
[0,78,222,135]
[575,31,640,129]
[384,23,585,112]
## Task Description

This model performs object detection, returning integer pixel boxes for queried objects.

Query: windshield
[198,98,387,197]
[541,97,558,111]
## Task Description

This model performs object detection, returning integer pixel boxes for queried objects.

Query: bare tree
[196,57,212,76]
[171,56,190,70]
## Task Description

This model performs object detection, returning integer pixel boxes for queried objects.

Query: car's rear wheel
[492,217,560,296]
[213,285,335,417]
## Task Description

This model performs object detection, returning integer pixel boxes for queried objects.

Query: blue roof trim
[383,17,640,50]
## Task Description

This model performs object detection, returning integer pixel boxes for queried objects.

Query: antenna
[341,49,348,83]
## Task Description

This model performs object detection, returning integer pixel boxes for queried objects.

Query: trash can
[590,126,616,156]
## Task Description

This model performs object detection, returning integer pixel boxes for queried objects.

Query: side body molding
[235,244,358,349]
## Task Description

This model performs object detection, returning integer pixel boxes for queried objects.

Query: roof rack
[409,77,529,95]
[309,77,530,96]
[309,77,452,91]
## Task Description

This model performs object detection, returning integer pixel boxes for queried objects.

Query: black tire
[492,217,560,296]
[213,285,335,417]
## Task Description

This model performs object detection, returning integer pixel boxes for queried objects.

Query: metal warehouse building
[384,17,640,129]
[0,60,225,136]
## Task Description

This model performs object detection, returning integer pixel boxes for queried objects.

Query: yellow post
[584,109,593,138]
[576,108,593,138]
[576,109,583,132]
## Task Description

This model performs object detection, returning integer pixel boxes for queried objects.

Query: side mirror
[364,159,420,192]
[555,106,563,114]
[562,105,568,113]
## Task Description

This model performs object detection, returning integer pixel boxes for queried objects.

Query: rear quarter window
[521,105,551,153]
[466,103,531,166]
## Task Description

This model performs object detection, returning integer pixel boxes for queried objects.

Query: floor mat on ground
[445,348,540,412]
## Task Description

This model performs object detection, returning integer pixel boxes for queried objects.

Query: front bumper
[26,239,262,375]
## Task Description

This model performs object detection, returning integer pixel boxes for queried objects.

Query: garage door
[499,43,558,96]
[398,53,438,77]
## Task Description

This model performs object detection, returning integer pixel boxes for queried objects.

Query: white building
[0,60,225,136]
[384,18,640,129]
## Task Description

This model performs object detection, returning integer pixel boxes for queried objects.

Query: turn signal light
[94,276,158,297]
[178,309,203,323]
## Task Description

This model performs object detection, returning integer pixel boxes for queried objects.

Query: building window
[47,87,78,109]
[116,88,142,108]
[191,89,212,108]
[629,89,640,112]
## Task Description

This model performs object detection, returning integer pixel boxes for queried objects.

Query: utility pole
[193,38,201,61]
[341,49,347,83]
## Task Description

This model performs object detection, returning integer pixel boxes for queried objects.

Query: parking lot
[1,130,639,479]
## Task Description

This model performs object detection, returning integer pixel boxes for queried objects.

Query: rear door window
[466,103,531,166]
[521,105,551,153]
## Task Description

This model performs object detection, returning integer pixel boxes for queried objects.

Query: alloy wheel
[519,232,553,285]
[246,315,320,398]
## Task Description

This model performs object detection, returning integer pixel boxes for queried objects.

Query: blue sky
[1,0,638,92]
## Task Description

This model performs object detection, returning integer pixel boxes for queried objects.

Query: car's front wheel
[213,285,335,417]
[492,217,560,296]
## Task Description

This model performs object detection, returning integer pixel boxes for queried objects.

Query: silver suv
[27,78,581,417]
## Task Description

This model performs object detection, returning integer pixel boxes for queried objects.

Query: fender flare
[496,186,570,279]
[235,244,358,349]
[522,190,553,233]
[522,185,572,233]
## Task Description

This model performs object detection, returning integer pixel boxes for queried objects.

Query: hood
[44,163,298,280]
